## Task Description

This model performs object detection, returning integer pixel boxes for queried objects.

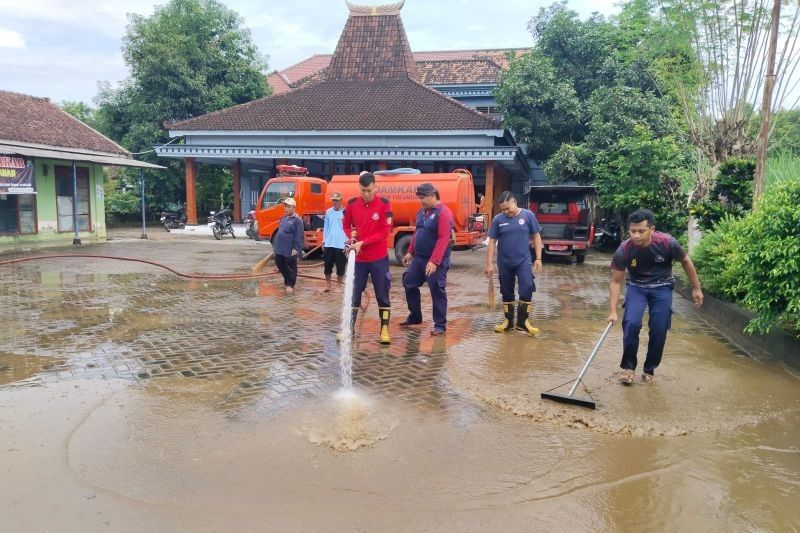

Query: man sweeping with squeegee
[609,209,703,384]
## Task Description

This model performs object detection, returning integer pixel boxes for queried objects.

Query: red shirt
[341,195,393,262]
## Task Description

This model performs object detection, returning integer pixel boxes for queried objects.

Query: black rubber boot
[494,301,516,333]
[336,307,360,342]
[379,307,391,344]
[516,301,539,335]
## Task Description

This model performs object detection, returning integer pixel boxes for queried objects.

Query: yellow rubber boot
[379,307,391,344]
[494,302,516,333]
[516,301,539,335]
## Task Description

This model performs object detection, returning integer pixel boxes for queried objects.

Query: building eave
[1,140,164,169]
[155,144,520,162]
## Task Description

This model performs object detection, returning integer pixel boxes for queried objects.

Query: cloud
[0,28,25,48]
[0,0,623,102]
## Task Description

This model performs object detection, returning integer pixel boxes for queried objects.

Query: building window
[475,106,499,114]
[0,193,37,234]
[55,166,91,233]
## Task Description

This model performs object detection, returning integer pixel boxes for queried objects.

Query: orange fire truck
[255,166,485,262]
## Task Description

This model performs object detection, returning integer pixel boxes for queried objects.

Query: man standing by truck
[608,209,703,384]
[342,172,394,344]
[273,197,303,294]
[322,191,347,292]
[400,183,454,336]
[484,191,543,334]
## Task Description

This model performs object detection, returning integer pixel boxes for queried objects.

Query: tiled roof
[413,49,528,69]
[327,14,419,81]
[173,7,503,134]
[278,55,334,84]
[0,90,128,155]
[417,59,502,85]
[266,72,292,95]
[167,79,499,131]
[266,48,530,93]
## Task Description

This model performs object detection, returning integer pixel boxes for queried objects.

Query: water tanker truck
[255,166,484,262]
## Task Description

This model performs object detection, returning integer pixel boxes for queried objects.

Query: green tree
[584,86,674,149]
[495,52,582,162]
[95,0,269,214]
[653,0,800,202]
[593,125,694,236]
[498,0,698,236]
[60,101,102,131]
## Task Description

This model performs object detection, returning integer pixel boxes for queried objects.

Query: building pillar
[485,161,495,219]
[232,159,242,222]
[185,157,198,225]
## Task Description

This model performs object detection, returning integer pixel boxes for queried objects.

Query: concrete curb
[675,279,800,371]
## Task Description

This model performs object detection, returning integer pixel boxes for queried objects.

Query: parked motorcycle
[208,208,235,240]
[244,208,258,240]
[160,207,186,231]
[594,218,622,252]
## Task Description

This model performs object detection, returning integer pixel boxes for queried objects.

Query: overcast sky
[0,0,620,105]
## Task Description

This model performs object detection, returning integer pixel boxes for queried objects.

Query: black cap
[415,182,437,197]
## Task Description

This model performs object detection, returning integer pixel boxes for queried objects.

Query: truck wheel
[394,234,412,264]
[576,252,586,264]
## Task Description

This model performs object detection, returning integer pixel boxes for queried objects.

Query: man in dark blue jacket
[401,183,454,336]
[273,197,304,294]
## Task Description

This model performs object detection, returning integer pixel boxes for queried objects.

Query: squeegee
[541,321,613,409]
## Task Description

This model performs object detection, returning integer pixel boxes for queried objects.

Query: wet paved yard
[1,230,799,531]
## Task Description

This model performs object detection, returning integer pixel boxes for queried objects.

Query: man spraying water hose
[608,209,703,384]
[341,172,394,344]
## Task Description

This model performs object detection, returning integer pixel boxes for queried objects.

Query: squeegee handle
[568,321,614,397]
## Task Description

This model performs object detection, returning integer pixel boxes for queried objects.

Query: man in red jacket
[342,172,393,344]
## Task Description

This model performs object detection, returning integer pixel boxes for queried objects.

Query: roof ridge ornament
[345,0,405,16]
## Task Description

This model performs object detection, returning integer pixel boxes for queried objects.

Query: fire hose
[0,246,372,309]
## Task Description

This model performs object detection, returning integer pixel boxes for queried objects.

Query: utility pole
[140,168,148,240]
[754,0,782,202]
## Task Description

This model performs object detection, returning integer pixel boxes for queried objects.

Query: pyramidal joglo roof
[168,1,499,132]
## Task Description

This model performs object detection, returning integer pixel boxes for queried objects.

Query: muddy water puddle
[1,246,799,529]
[447,312,800,437]
[0,352,65,385]
[2,374,791,530]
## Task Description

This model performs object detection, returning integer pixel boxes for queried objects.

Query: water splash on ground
[303,389,398,452]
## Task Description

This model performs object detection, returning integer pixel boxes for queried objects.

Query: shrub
[733,179,800,334]
[697,179,800,335]
[691,215,747,298]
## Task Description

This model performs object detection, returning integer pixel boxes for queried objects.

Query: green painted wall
[0,158,106,246]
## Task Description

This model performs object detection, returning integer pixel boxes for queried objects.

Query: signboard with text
[0,155,35,194]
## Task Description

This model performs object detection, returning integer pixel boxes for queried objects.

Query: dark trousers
[621,284,673,375]
[275,254,298,288]
[498,261,535,302]
[403,255,450,330]
[352,256,391,308]
[323,246,347,277]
